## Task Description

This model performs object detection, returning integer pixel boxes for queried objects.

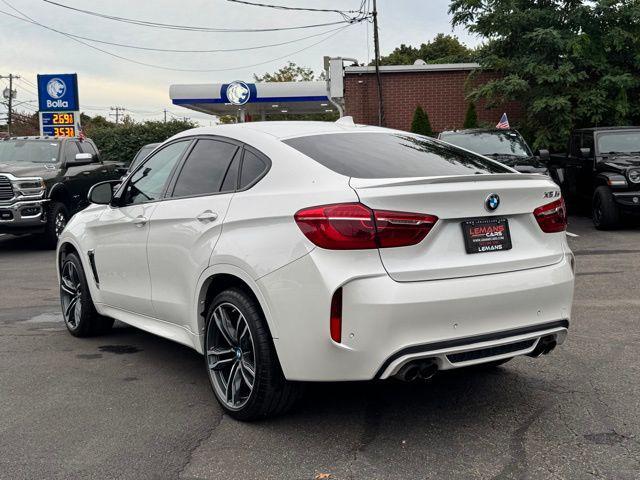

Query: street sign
[39,111,80,137]
[37,73,79,112]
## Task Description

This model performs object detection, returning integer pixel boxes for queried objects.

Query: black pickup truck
[0,136,121,247]
[438,128,550,175]
[548,127,640,229]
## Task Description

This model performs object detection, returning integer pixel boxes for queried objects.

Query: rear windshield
[283,132,511,178]
[0,140,59,164]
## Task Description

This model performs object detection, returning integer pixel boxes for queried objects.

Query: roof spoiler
[350,173,548,189]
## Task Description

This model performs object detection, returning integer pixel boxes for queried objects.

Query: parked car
[548,126,640,229]
[439,128,550,175]
[129,142,160,173]
[57,120,575,420]
[0,136,120,247]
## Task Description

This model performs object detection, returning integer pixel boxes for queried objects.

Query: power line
[226,0,367,21]
[0,10,347,54]
[0,73,19,135]
[109,106,126,125]
[41,0,362,32]
[15,78,38,96]
[0,5,355,73]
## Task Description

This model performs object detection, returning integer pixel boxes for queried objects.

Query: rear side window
[65,141,81,161]
[81,142,98,157]
[284,132,511,178]
[239,150,268,189]
[171,139,238,197]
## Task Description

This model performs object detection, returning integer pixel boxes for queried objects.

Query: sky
[0,0,479,125]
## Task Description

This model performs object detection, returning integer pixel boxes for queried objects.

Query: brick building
[343,63,523,133]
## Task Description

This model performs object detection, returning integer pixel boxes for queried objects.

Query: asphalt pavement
[0,216,639,480]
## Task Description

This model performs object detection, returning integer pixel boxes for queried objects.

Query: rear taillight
[374,210,439,248]
[294,203,437,250]
[534,198,567,233]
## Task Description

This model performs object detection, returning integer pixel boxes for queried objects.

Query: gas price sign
[39,111,80,137]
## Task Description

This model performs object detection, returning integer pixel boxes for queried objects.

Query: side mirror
[88,181,117,205]
[68,152,94,166]
[537,149,550,163]
[580,147,591,158]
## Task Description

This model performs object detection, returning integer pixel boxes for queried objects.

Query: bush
[86,119,196,165]
[410,105,434,137]
[463,102,479,129]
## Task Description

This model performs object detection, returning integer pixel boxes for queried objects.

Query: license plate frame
[461,217,512,254]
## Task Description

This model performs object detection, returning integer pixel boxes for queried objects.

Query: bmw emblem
[485,193,500,212]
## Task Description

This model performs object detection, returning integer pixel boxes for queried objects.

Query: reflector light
[330,288,343,343]
[294,203,437,250]
[534,198,567,233]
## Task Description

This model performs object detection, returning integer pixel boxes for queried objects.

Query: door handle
[133,215,148,227]
[83,171,91,175]
[196,210,218,222]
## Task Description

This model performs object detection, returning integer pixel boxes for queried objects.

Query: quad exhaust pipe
[395,359,438,382]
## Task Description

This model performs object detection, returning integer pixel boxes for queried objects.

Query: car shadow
[95,323,557,426]
[0,234,53,252]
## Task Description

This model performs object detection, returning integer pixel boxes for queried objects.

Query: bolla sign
[37,73,79,112]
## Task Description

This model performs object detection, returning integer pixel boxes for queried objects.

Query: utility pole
[1,74,20,136]
[109,106,126,125]
[163,109,167,123]
[372,0,385,127]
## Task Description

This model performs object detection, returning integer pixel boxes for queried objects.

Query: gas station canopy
[169,80,335,120]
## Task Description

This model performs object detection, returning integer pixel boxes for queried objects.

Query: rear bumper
[259,249,575,382]
[374,319,568,379]
[0,199,48,234]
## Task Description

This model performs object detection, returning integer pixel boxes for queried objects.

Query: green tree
[463,102,479,128]
[252,62,337,121]
[449,0,640,149]
[85,118,196,164]
[411,105,434,137]
[378,34,475,65]
[254,61,317,82]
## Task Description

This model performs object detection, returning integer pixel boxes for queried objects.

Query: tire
[59,252,114,337]
[592,186,620,230]
[204,288,300,421]
[43,201,69,249]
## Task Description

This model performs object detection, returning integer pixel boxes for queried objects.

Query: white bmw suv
[57,120,575,420]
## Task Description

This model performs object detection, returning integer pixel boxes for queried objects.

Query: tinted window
[439,131,531,157]
[123,141,189,205]
[284,133,510,179]
[220,151,241,192]
[81,142,98,157]
[130,144,156,169]
[172,140,238,197]
[0,140,59,163]
[65,141,81,161]
[240,150,267,189]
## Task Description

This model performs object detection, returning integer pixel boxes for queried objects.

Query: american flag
[496,113,510,129]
